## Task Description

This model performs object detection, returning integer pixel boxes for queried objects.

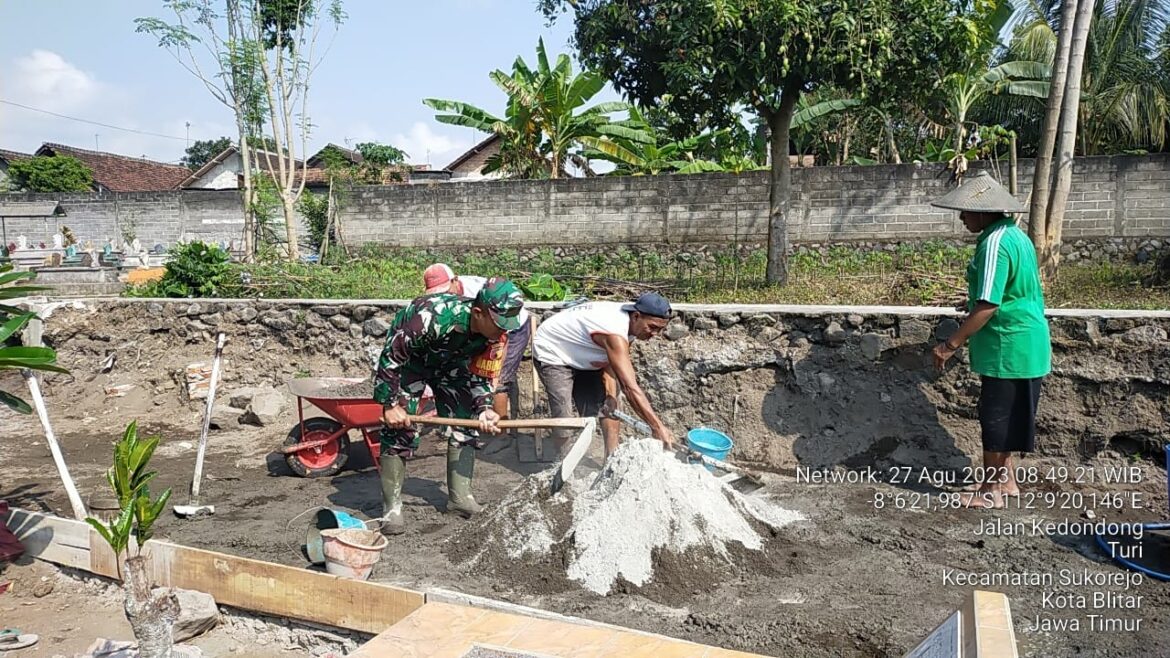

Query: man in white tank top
[532,292,676,458]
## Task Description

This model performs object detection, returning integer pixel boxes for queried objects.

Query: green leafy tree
[6,155,93,192]
[352,142,410,183]
[426,38,627,179]
[85,421,177,658]
[0,265,67,413]
[539,0,982,284]
[297,190,330,249]
[181,136,234,170]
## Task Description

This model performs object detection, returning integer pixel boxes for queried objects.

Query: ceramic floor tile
[503,618,616,656]
[460,609,537,647]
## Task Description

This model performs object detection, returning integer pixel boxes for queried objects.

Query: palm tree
[426,38,627,179]
[993,0,1170,155]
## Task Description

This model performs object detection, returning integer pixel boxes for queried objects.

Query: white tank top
[533,302,630,370]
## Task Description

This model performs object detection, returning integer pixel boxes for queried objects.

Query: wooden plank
[5,509,425,634]
[357,600,764,658]
[3,507,91,571]
[971,590,1018,658]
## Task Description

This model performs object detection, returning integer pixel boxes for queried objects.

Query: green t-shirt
[965,217,1052,379]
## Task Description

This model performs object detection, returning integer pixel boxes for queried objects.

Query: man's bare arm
[595,334,674,446]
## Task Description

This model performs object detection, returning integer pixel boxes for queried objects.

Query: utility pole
[186,122,191,149]
[94,133,100,151]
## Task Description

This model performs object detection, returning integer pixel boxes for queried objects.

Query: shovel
[175,332,226,518]
[606,408,766,495]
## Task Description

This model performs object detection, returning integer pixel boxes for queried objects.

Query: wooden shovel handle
[405,415,591,430]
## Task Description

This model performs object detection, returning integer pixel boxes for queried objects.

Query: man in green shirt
[930,172,1052,509]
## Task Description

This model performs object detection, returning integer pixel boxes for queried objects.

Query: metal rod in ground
[180,332,226,516]
[23,370,87,521]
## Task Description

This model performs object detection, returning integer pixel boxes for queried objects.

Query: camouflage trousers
[379,371,485,458]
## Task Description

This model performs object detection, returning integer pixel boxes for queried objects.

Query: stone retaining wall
[32,298,1170,472]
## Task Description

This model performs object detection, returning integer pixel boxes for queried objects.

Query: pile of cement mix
[447,439,805,596]
[306,378,376,400]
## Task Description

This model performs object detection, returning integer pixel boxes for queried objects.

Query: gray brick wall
[342,154,1170,248]
[2,155,1167,251]
[0,189,304,249]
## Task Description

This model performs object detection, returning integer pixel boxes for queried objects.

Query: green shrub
[128,242,232,298]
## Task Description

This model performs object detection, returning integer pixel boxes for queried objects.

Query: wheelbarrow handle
[404,415,592,430]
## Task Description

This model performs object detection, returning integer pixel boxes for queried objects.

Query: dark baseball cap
[622,292,672,319]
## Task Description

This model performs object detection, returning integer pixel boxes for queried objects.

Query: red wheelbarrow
[279,377,597,478]
[278,377,438,478]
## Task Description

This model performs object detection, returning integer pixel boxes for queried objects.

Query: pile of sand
[447,439,805,596]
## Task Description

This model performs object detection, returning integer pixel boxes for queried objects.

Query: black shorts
[978,376,1043,453]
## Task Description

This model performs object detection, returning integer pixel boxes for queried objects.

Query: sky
[0,0,620,168]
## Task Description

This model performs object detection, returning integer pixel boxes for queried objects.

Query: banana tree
[579,106,726,174]
[0,264,66,413]
[789,96,863,165]
[942,60,1050,164]
[424,95,546,179]
[426,38,627,179]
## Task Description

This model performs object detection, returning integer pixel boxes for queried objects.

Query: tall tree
[539,0,982,285]
[138,1,264,261]
[181,136,234,170]
[426,38,627,179]
[1028,0,1097,279]
[1041,0,1096,279]
[997,0,1169,156]
[137,0,345,262]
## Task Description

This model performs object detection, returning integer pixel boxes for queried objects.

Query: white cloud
[10,50,102,111]
[390,122,474,168]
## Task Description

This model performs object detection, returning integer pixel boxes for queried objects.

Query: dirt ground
[3,302,1169,657]
[3,402,1167,658]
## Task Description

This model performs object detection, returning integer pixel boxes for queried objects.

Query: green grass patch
[123,242,1170,310]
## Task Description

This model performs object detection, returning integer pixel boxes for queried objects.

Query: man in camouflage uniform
[373,278,525,535]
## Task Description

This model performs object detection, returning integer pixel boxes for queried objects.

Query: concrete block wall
[1,155,1167,252]
[0,189,304,248]
[341,155,1170,248]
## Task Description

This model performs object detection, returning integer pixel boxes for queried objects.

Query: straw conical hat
[930,171,1027,213]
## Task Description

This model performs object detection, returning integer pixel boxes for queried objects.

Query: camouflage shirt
[373,293,494,411]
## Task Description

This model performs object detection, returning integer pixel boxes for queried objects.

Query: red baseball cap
[423,263,455,294]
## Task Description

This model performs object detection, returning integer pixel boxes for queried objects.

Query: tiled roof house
[35,143,190,192]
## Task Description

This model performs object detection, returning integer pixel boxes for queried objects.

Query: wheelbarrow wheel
[284,417,349,478]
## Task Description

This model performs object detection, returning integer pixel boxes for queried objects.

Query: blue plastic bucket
[687,428,734,472]
[305,509,366,565]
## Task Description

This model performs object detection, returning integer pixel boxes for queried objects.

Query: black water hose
[1095,522,1170,582]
